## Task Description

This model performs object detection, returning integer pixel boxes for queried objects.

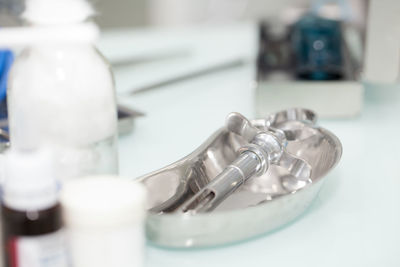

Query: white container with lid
[60,176,147,267]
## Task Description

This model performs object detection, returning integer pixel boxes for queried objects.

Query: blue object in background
[0,50,14,101]
[291,14,344,80]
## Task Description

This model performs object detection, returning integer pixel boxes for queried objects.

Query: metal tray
[139,109,342,248]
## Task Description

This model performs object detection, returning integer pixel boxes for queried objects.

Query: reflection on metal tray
[139,108,342,248]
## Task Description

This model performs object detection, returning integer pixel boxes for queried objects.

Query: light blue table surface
[100,25,400,267]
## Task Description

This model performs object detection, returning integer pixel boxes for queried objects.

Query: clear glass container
[7,44,118,181]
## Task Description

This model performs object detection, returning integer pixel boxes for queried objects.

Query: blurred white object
[363,0,400,84]
[61,176,147,267]
[6,0,118,182]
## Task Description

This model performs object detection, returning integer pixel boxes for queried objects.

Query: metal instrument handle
[181,151,261,213]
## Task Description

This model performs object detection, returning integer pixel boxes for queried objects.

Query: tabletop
[98,23,400,267]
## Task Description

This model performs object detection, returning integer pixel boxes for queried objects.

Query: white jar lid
[60,176,147,228]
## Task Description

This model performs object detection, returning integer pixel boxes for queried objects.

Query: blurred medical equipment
[256,0,400,118]
[139,108,342,247]
[110,48,191,68]
[256,12,363,117]
[291,14,344,80]
[130,58,245,94]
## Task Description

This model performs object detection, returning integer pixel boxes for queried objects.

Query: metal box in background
[256,0,400,118]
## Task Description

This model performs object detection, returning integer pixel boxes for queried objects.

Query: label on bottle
[6,230,68,267]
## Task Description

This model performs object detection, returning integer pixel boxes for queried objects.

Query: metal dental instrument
[180,112,312,214]
[129,58,246,94]
[111,49,192,68]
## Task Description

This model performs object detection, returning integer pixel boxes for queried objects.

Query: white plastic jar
[60,176,147,267]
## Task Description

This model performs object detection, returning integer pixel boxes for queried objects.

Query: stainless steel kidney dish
[138,108,342,248]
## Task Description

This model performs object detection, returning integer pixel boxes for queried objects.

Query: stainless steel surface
[139,108,342,248]
[180,150,260,213]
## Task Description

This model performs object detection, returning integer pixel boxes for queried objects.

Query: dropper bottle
[1,150,68,267]
[6,0,118,182]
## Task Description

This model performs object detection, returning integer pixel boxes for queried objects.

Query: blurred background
[95,0,366,28]
[0,0,367,28]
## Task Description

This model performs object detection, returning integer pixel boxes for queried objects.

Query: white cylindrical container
[60,176,147,267]
[7,0,118,182]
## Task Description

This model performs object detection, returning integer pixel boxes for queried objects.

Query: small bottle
[60,176,147,267]
[1,150,68,267]
[7,0,118,182]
